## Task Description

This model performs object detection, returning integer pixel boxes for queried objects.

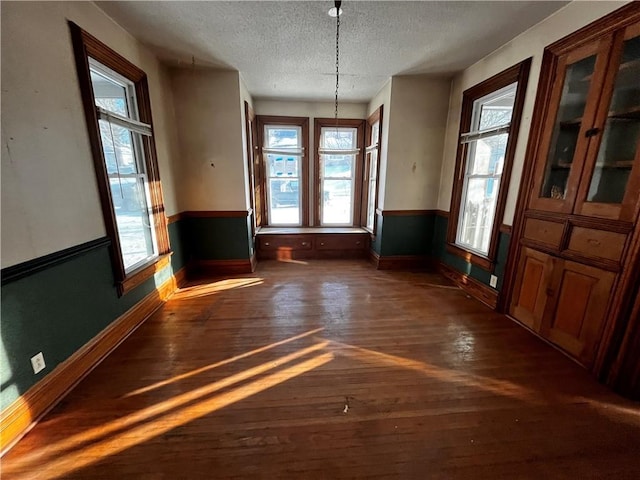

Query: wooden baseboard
[174,265,188,288]
[376,255,433,270]
[188,258,254,276]
[0,271,180,456]
[369,249,380,268]
[437,262,498,309]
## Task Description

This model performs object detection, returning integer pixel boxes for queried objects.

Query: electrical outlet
[489,275,498,288]
[31,352,46,374]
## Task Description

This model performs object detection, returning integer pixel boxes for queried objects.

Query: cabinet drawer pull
[356,241,361,245]
[301,242,308,246]
[587,238,601,247]
[320,242,325,246]
[264,242,270,246]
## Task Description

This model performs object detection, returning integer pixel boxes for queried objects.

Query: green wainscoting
[378,214,435,257]
[184,216,251,261]
[0,222,185,411]
[432,214,511,290]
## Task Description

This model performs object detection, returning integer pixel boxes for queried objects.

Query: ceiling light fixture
[332,0,342,124]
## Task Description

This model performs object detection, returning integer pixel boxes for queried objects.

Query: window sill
[256,227,368,235]
[445,243,494,271]
[117,252,172,297]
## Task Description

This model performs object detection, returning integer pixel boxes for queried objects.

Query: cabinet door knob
[264,242,270,246]
[320,242,325,246]
[301,242,308,246]
[356,241,361,245]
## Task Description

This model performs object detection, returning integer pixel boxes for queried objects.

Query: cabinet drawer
[316,234,367,250]
[566,227,626,262]
[523,218,564,248]
[259,235,313,251]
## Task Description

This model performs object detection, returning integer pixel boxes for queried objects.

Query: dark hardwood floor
[3,260,640,479]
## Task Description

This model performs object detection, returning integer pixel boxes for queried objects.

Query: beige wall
[384,75,451,211]
[437,0,629,224]
[1,1,180,268]
[170,69,248,211]
[367,80,392,210]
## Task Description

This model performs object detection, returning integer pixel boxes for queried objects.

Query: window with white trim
[447,58,531,270]
[90,60,159,271]
[71,23,170,295]
[456,83,516,255]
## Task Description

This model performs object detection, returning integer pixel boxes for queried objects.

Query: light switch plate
[489,275,498,288]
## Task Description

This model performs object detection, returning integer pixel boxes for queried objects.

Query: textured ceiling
[97,1,568,102]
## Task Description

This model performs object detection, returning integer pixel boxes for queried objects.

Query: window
[447,59,531,270]
[314,119,365,226]
[256,116,309,226]
[362,107,383,232]
[70,23,170,295]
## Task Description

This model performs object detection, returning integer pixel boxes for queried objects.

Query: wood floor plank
[2,259,639,479]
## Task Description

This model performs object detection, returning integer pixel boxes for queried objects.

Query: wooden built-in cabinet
[507,5,640,397]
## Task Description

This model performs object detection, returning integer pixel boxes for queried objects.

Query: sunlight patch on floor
[124,327,324,397]
[171,278,264,300]
[5,344,332,479]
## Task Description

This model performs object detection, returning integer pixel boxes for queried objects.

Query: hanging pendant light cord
[334,0,341,124]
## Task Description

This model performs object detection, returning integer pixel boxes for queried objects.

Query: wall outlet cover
[31,352,46,374]
[490,275,498,288]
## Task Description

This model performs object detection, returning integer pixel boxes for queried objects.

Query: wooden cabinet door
[510,247,556,331]
[528,37,613,214]
[541,260,615,368]
[574,22,640,222]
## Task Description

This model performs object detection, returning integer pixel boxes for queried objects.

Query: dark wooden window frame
[446,58,531,271]
[361,106,384,235]
[70,22,171,296]
[313,118,366,227]
[256,115,310,226]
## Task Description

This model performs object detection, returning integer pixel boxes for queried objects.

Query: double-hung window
[315,119,364,226]
[457,84,516,255]
[71,23,170,295]
[261,121,307,226]
[363,107,383,232]
[448,59,531,269]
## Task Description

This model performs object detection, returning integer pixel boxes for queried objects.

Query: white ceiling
[97,1,569,102]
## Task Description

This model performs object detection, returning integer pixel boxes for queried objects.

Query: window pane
[98,120,138,175]
[321,128,357,149]
[540,54,597,199]
[477,84,516,130]
[266,127,301,148]
[269,178,300,225]
[586,36,640,204]
[322,179,352,225]
[109,176,156,270]
[371,122,380,145]
[323,154,353,178]
[467,133,508,175]
[90,69,130,117]
[268,155,299,177]
[458,177,500,254]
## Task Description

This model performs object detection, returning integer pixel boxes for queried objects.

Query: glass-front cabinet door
[529,39,612,213]
[575,24,640,221]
